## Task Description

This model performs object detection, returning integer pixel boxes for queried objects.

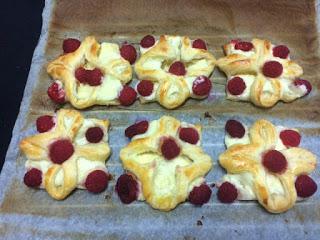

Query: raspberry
[227,77,246,95]
[75,67,87,83]
[85,170,109,193]
[140,35,155,48]
[217,182,238,203]
[24,168,42,188]
[294,79,312,96]
[168,61,186,76]
[86,68,103,86]
[62,38,81,53]
[115,174,138,204]
[279,130,301,147]
[161,137,181,160]
[120,44,137,64]
[295,175,317,198]
[49,139,74,164]
[262,61,283,78]
[273,45,290,59]
[119,86,137,106]
[36,115,55,133]
[125,120,149,138]
[234,41,254,51]
[262,150,287,174]
[137,80,154,96]
[192,39,207,50]
[192,76,212,96]
[47,82,66,104]
[85,127,104,143]
[225,119,245,138]
[179,127,199,144]
[188,183,212,205]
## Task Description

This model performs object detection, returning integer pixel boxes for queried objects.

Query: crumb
[210,183,216,188]
[108,174,114,180]
[196,220,203,226]
[204,112,212,118]
[184,236,196,240]
[104,194,111,200]
[201,216,205,220]
[284,219,289,223]
[304,231,308,235]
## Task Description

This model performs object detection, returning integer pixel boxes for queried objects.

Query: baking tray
[1,0,320,239]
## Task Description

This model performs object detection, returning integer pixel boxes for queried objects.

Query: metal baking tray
[0,0,319,238]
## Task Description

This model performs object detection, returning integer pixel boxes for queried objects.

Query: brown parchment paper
[0,0,320,239]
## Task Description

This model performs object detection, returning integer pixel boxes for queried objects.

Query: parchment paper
[0,0,320,239]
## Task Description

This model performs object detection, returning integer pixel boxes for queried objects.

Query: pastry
[134,35,216,109]
[117,116,213,211]
[47,36,138,109]
[217,38,312,107]
[20,109,111,200]
[218,119,317,213]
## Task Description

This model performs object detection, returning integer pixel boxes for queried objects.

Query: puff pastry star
[134,35,216,109]
[118,116,213,211]
[218,119,317,213]
[217,38,312,107]
[20,109,111,200]
[47,36,133,109]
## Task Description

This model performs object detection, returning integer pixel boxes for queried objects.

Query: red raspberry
[86,68,103,86]
[294,79,312,96]
[62,38,81,54]
[75,67,88,83]
[234,41,254,51]
[192,76,212,96]
[140,35,155,48]
[217,182,238,203]
[227,77,246,95]
[47,82,66,104]
[36,115,55,133]
[192,39,207,50]
[85,127,104,143]
[179,127,199,144]
[168,61,186,76]
[24,168,42,188]
[295,175,317,198]
[49,139,74,164]
[273,45,290,59]
[85,170,109,193]
[262,150,287,174]
[189,183,212,205]
[115,174,138,204]
[262,61,283,78]
[161,137,181,160]
[225,119,245,138]
[125,120,149,139]
[119,86,137,106]
[120,44,137,64]
[280,130,301,147]
[137,80,154,96]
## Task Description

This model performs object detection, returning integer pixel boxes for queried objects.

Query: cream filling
[99,42,122,64]
[224,123,300,200]
[226,75,255,101]
[139,40,159,54]
[76,75,123,101]
[136,82,159,102]
[132,120,160,140]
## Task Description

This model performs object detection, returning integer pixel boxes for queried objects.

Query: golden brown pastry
[47,36,136,109]
[117,116,213,211]
[217,38,312,108]
[20,109,111,200]
[218,119,317,213]
[135,35,216,109]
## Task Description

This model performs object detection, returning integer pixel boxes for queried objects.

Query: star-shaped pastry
[218,119,317,213]
[20,109,111,200]
[134,35,216,109]
[117,116,213,211]
[217,38,312,107]
[47,36,136,109]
